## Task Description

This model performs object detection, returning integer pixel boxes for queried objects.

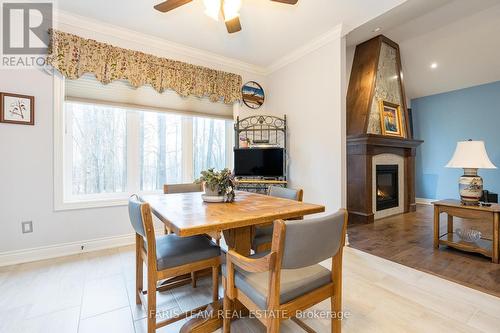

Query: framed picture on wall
[0,93,35,125]
[241,81,265,109]
[379,100,403,137]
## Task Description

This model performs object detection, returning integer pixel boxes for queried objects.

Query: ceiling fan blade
[154,0,192,13]
[225,16,242,34]
[271,0,299,4]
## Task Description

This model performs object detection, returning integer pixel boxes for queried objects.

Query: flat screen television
[234,148,284,177]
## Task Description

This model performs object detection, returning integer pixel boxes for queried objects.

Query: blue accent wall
[412,81,500,199]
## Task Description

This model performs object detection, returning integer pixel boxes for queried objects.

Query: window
[193,117,227,178]
[62,101,233,205]
[140,112,183,191]
[67,103,127,195]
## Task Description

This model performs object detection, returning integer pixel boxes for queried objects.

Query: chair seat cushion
[222,258,331,309]
[152,234,220,270]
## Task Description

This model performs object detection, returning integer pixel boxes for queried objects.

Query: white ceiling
[347,0,500,99]
[55,0,406,67]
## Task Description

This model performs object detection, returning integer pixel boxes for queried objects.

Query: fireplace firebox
[376,165,399,211]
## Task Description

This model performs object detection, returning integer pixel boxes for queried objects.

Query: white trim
[53,10,267,76]
[0,227,165,267]
[266,24,343,74]
[0,233,134,267]
[53,73,66,211]
[416,197,434,205]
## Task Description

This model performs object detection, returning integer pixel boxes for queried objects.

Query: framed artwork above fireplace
[379,100,403,137]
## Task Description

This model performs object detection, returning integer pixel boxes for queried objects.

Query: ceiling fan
[154,0,299,34]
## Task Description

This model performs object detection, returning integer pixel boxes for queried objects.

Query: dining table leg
[180,226,253,333]
[222,226,253,255]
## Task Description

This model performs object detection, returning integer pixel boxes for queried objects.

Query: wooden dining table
[140,190,325,333]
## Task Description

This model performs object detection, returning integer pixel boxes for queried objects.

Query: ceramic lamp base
[459,168,483,206]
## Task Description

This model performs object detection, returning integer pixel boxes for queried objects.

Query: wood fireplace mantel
[347,135,423,224]
[347,134,423,150]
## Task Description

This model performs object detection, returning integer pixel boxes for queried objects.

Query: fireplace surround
[376,164,399,211]
[346,35,422,224]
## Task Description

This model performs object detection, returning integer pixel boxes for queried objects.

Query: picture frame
[241,81,265,109]
[379,100,404,137]
[0,93,35,125]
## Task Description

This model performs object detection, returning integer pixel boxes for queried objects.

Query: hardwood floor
[348,203,500,297]
[1,245,499,332]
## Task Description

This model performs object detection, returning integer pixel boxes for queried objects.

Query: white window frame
[53,74,233,211]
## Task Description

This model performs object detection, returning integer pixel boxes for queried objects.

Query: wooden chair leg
[267,319,280,333]
[223,290,232,333]
[332,268,342,333]
[212,265,219,302]
[147,270,157,333]
[135,235,143,305]
[191,271,197,288]
[332,294,341,333]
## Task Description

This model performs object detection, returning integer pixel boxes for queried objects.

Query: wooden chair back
[267,185,303,202]
[163,183,203,194]
[128,195,157,270]
[281,210,346,269]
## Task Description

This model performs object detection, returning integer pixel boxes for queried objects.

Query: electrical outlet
[22,221,33,234]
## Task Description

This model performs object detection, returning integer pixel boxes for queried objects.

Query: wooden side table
[433,199,499,263]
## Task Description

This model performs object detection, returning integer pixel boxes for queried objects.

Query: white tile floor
[0,246,499,333]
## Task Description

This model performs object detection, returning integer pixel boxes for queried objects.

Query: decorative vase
[202,185,225,203]
[459,168,483,206]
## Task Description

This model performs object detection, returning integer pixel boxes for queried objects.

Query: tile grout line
[121,270,140,333]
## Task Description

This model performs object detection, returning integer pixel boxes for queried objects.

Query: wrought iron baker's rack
[234,115,287,193]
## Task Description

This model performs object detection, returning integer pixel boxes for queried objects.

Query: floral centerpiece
[196,168,235,203]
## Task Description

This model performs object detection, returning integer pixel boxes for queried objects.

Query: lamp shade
[445,140,497,169]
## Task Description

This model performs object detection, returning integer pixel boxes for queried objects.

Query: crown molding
[52,11,345,77]
[265,24,344,74]
[53,10,268,76]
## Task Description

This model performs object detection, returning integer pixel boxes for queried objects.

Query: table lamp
[446,140,496,205]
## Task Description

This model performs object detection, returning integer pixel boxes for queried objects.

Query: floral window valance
[47,30,242,104]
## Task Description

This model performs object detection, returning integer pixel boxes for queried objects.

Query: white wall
[0,12,349,261]
[0,14,266,258]
[0,69,135,254]
[266,33,347,213]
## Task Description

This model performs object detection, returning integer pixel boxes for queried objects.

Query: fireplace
[346,35,423,224]
[376,165,399,211]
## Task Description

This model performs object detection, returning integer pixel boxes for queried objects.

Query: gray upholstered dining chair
[252,185,304,253]
[163,183,221,288]
[223,209,348,333]
[128,195,221,333]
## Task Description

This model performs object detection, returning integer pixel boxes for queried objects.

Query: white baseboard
[0,233,136,267]
[416,197,434,205]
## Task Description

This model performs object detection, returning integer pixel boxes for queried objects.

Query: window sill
[54,198,128,211]
[54,191,162,211]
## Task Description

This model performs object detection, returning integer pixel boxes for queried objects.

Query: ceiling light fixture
[203,0,221,21]
[223,0,242,21]
[373,27,381,32]
[155,0,298,34]
[430,62,438,69]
